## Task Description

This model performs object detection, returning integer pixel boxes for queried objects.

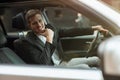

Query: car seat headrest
[12,12,27,30]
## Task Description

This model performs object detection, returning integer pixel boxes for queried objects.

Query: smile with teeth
[39,26,44,30]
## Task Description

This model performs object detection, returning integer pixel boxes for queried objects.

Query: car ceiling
[0,0,34,3]
[0,0,65,8]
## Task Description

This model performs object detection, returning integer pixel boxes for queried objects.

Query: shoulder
[26,31,37,39]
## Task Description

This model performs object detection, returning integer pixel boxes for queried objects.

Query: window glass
[46,7,98,29]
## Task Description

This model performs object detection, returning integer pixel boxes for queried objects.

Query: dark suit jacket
[14,24,94,65]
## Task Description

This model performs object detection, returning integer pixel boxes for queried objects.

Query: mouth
[36,26,45,31]
[37,26,43,30]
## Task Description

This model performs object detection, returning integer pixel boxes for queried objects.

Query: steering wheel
[87,30,102,57]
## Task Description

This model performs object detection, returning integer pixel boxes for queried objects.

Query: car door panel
[60,35,95,59]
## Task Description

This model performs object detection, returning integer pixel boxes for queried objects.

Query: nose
[36,22,42,27]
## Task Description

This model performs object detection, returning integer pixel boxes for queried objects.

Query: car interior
[2,1,120,80]
[0,1,105,68]
[1,9,97,61]
[0,21,25,64]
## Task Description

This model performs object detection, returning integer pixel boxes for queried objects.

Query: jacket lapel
[26,31,45,49]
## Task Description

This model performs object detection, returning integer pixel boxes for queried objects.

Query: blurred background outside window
[102,0,120,11]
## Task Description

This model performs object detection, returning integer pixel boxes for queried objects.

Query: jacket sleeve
[58,27,94,37]
[14,39,55,65]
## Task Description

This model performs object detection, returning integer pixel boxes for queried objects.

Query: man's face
[29,14,45,35]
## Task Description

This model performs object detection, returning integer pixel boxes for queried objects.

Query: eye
[39,20,42,23]
[32,22,37,25]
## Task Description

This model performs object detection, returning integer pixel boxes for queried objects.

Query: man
[14,9,109,68]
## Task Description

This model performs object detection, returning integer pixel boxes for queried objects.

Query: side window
[45,7,98,29]
[46,7,77,29]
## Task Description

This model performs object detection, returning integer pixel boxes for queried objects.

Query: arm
[92,25,112,37]
[26,27,55,65]
[14,39,55,65]
[58,25,111,38]
[58,27,94,37]
[26,41,55,65]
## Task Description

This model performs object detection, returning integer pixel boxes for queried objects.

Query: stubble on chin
[35,29,46,35]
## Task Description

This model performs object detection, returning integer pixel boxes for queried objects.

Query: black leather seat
[12,12,30,63]
[0,29,25,64]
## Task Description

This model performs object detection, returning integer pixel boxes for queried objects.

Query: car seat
[12,12,27,30]
[0,29,25,64]
[12,11,32,63]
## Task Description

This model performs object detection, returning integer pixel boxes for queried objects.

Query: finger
[92,25,102,30]
[92,26,98,30]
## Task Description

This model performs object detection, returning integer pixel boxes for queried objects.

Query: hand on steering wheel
[87,30,101,57]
